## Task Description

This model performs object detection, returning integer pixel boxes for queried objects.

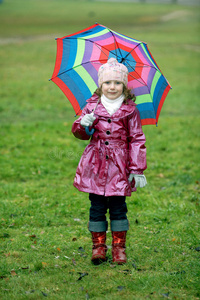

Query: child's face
[102,80,124,100]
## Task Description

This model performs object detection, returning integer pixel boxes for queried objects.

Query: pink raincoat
[72,94,147,196]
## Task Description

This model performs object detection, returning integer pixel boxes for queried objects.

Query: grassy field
[0,0,200,299]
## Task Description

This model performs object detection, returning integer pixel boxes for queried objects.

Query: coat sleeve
[71,105,92,140]
[127,108,147,174]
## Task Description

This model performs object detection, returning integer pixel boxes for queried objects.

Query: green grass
[0,0,200,299]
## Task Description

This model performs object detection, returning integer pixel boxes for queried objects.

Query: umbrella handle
[85,126,95,136]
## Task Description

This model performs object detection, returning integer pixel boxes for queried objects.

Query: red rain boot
[112,231,127,264]
[91,232,107,264]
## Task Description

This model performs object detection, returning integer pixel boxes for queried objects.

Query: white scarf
[101,94,124,116]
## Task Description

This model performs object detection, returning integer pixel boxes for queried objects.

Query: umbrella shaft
[93,98,100,113]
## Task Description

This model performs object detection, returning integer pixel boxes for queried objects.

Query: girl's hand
[128,174,147,188]
[80,113,96,127]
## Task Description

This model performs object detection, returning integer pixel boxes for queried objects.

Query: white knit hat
[98,58,128,87]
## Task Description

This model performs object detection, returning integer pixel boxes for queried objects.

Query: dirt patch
[0,34,62,45]
[161,10,192,22]
[184,44,200,52]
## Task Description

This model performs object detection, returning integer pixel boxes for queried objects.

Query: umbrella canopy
[51,23,171,125]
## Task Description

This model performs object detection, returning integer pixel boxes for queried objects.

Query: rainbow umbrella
[50,23,171,126]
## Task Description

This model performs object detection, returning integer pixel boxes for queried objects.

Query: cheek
[118,85,123,93]
[102,86,108,94]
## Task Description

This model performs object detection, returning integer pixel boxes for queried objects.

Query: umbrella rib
[124,43,163,76]
[107,28,136,63]
[66,37,112,60]
[123,42,143,60]
[107,28,122,60]
[129,72,152,96]
[129,73,148,87]
[84,38,111,59]
[125,60,149,86]
[52,59,107,78]
[126,59,153,96]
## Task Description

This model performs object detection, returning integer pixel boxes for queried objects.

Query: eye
[104,81,111,85]
[115,81,122,85]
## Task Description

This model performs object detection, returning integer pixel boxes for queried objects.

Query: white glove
[80,113,96,127]
[128,174,147,188]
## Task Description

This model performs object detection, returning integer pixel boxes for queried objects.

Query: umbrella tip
[49,78,51,81]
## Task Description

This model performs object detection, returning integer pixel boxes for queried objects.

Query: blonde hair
[95,85,136,103]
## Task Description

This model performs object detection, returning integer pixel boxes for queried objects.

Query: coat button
[106,130,111,135]
[108,118,111,123]
[105,141,109,145]
[106,155,109,160]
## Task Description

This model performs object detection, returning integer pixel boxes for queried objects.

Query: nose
[110,82,115,89]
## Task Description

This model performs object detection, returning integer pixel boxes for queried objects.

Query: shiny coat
[71,94,147,196]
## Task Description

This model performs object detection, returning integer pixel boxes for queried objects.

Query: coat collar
[86,93,136,118]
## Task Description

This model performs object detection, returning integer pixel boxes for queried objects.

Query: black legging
[89,193,128,222]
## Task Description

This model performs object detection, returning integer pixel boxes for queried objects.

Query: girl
[72,58,147,264]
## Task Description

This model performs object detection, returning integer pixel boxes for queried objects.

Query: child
[71,58,147,264]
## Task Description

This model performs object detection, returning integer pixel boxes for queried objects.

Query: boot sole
[91,257,107,265]
[112,260,126,265]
